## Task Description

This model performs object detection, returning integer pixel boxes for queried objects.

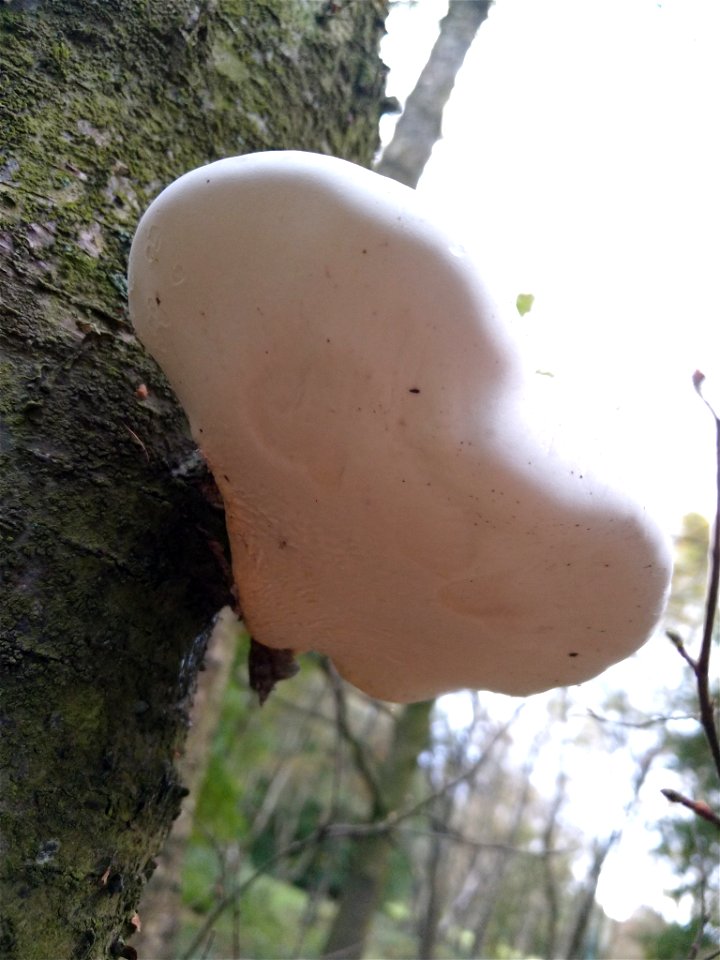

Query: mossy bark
[0,2,387,957]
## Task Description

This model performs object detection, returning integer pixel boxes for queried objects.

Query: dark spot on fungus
[409,387,420,394]
[278,539,287,549]
[568,652,578,657]
[155,295,161,305]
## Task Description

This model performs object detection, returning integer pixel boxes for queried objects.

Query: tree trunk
[417,795,452,960]
[0,3,387,958]
[471,741,542,957]
[321,700,433,960]
[562,837,616,960]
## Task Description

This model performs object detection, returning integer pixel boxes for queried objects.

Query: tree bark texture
[0,2,387,957]
[376,0,492,188]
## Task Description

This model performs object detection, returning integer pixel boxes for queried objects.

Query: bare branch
[376,0,492,188]
[667,629,699,672]
[669,372,720,782]
[396,824,571,857]
[585,706,698,729]
[687,873,710,960]
[321,659,385,814]
[661,788,720,830]
[396,704,523,825]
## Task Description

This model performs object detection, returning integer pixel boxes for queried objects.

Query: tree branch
[586,707,698,729]
[667,372,720,782]
[376,0,492,188]
[661,789,720,830]
[321,659,385,814]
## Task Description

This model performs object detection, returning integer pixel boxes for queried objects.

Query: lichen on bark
[0,1,387,956]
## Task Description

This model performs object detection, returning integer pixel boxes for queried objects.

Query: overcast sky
[382,0,720,534]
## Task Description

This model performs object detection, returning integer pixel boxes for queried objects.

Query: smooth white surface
[129,151,671,702]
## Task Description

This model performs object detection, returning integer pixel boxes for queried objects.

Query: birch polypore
[128,151,671,703]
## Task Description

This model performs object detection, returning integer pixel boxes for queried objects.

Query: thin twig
[667,372,720,782]
[687,875,709,960]
[395,704,523,827]
[199,929,215,960]
[321,660,385,813]
[693,372,720,779]
[585,707,698,729]
[667,630,700,671]
[661,788,720,830]
[181,834,314,959]
[396,825,570,857]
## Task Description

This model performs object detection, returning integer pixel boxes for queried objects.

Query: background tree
[0,2,387,957]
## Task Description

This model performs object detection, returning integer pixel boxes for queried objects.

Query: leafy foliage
[641,919,716,960]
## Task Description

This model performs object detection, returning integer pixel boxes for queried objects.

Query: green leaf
[516,292,535,316]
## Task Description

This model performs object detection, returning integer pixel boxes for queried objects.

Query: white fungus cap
[128,151,672,703]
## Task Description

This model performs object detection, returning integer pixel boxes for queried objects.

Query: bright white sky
[382,0,720,533]
[381,0,719,928]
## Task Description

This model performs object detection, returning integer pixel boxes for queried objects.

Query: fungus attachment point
[128,151,672,703]
[248,638,299,706]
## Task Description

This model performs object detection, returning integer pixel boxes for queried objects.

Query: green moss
[0,1,387,956]
[211,34,251,84]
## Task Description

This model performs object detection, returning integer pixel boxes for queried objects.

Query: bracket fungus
[128,151,672,703]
